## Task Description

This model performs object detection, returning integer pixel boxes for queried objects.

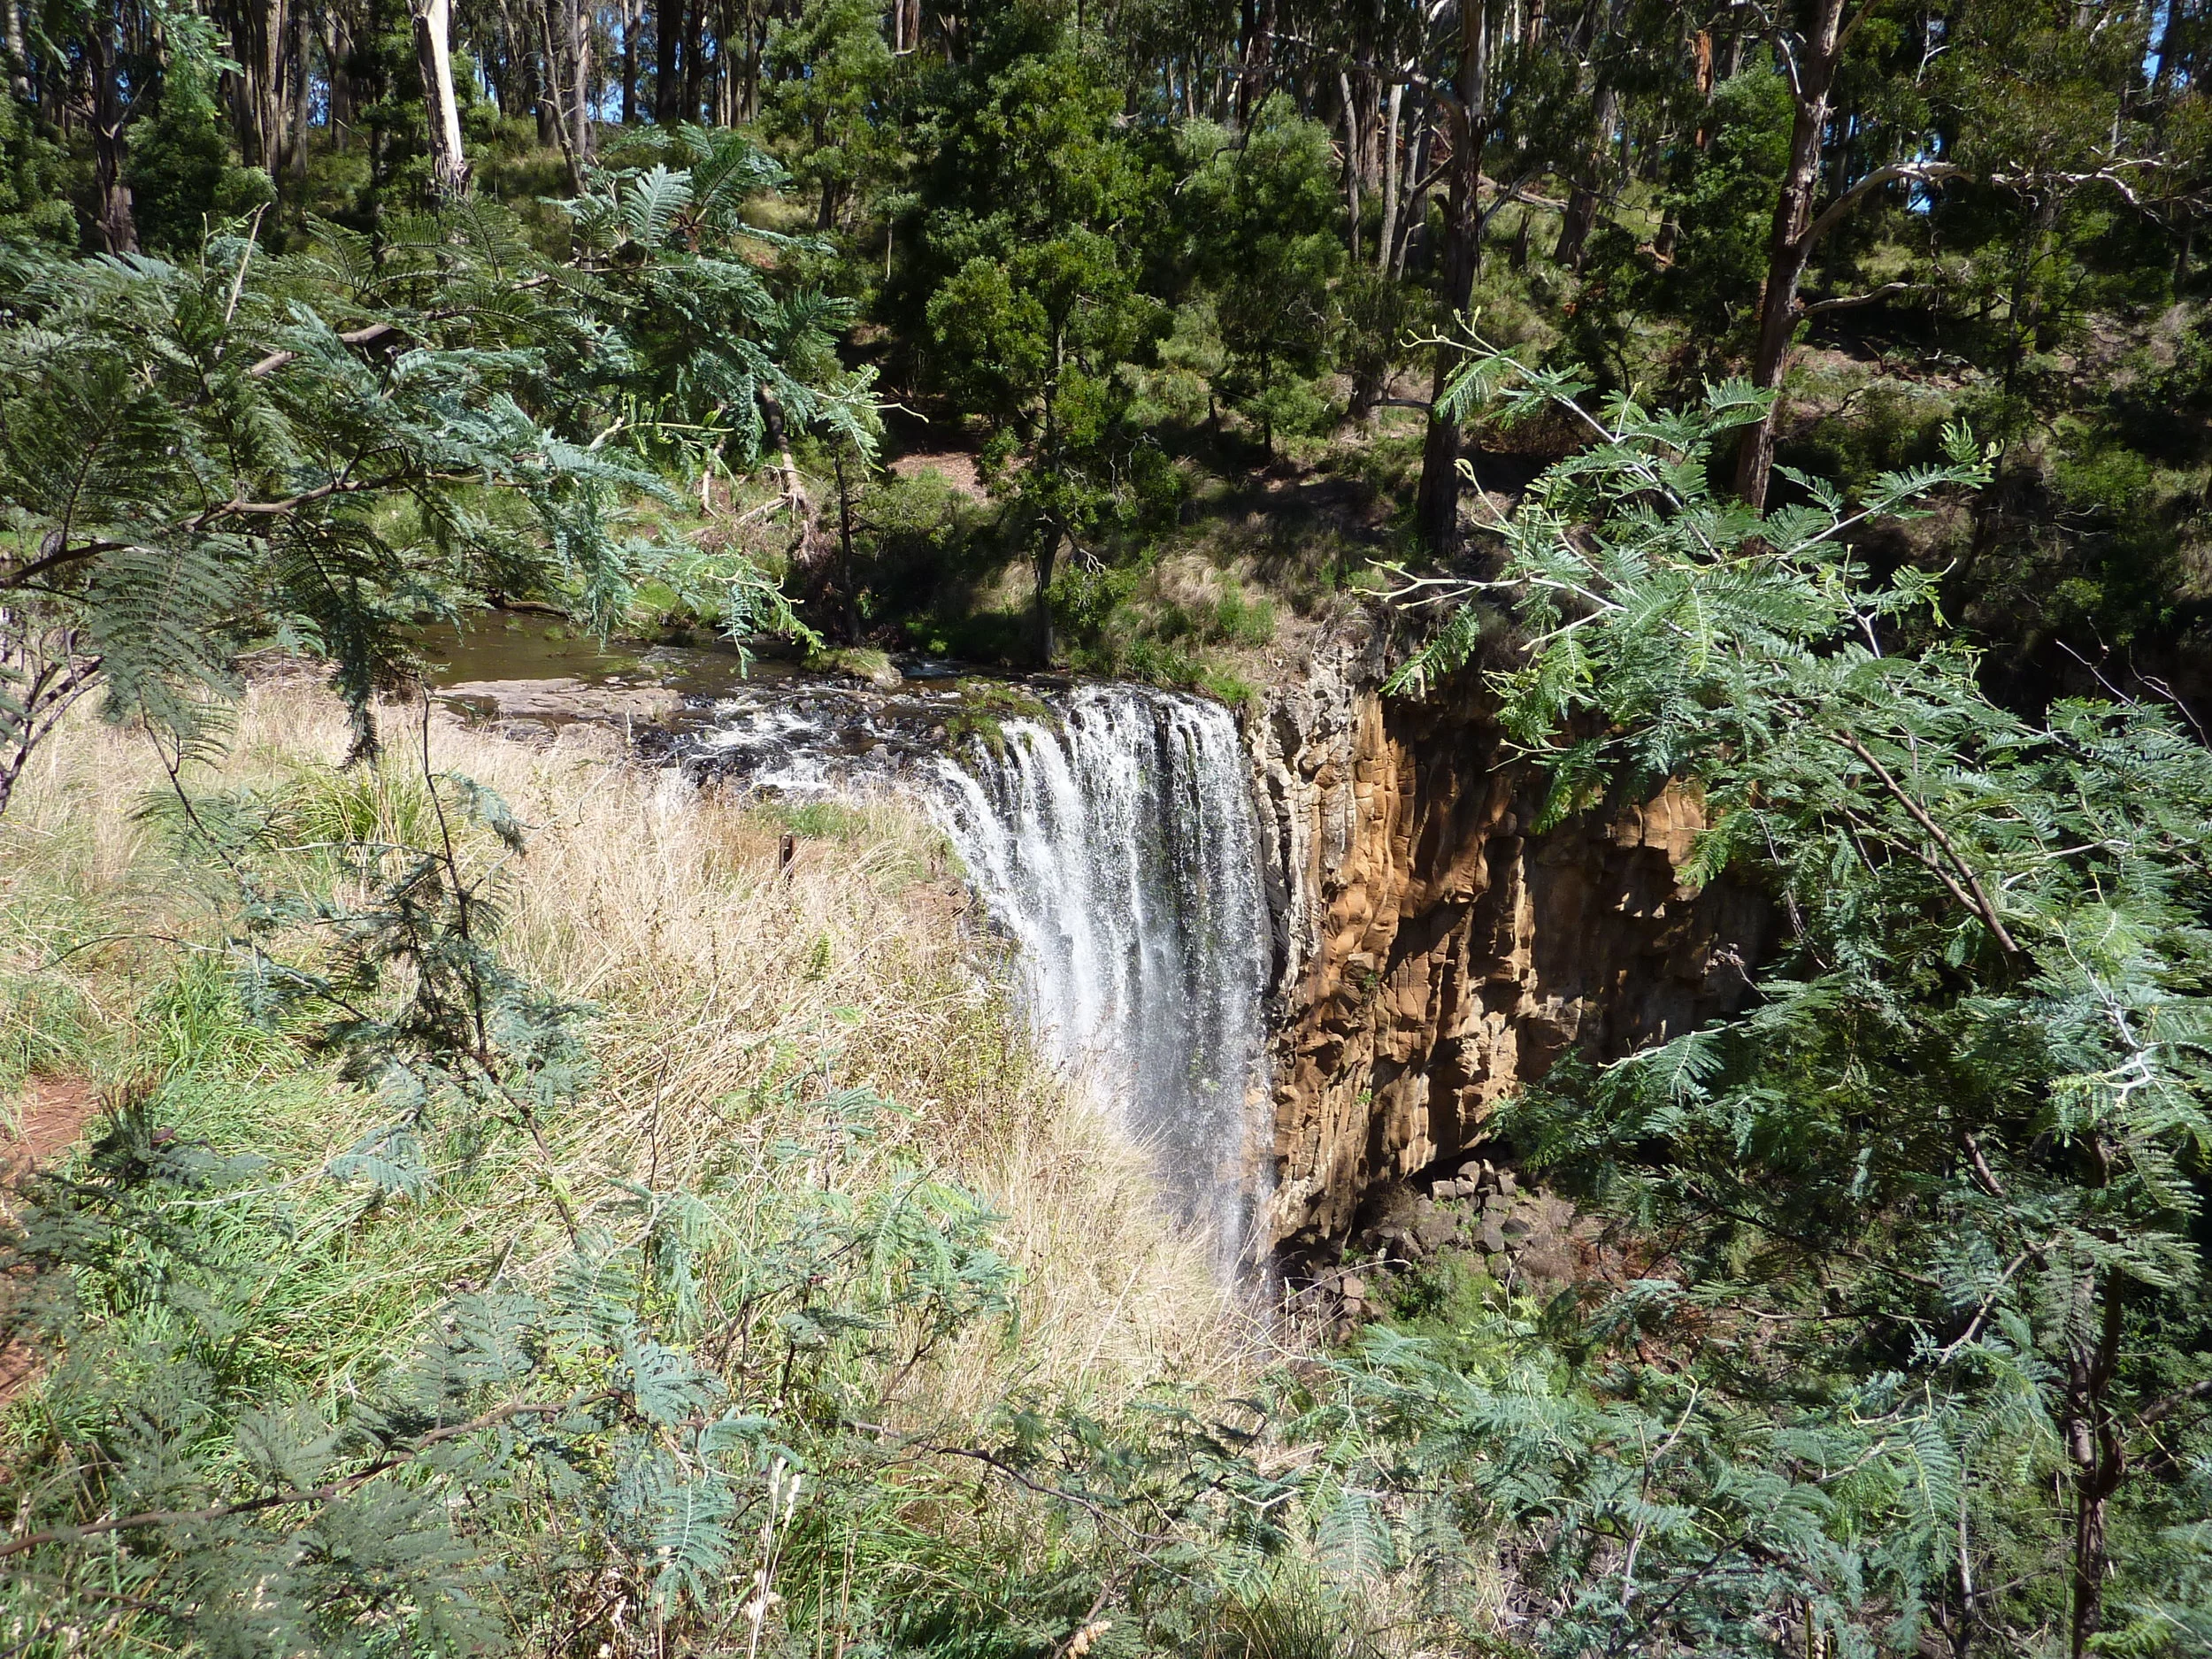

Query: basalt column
[1249,625,1769,1243]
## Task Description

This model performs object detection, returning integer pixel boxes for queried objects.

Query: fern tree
[1379,349,2212,1658]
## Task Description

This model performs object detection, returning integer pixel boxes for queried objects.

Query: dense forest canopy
[2,3,2212,1659]
[9,0,2212,692]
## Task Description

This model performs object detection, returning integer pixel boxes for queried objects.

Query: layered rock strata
[1249,615,1768,1244]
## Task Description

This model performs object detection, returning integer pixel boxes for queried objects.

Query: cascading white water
[928,688,1271,1253]
[690,680,1272,1266]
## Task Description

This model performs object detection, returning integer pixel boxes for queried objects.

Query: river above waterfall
[685,677,1275,1270]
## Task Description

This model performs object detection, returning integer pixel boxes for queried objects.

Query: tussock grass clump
[1,681,1249,1410]
[0,680,1302,1655]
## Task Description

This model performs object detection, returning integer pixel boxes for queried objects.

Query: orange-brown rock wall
[1250,622,1766,1243]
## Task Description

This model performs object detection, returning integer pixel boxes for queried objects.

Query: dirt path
[0,1076,100,1407]
[4,1075,99,1178]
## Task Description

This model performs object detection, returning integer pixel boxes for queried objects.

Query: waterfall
[688,680,1272,1264]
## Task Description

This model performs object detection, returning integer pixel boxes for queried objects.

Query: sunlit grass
[0,680,1260,1445]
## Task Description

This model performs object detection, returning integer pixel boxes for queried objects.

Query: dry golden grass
[0,678,1263,1417]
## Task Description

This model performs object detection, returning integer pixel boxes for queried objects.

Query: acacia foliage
[0,739,1359,1659]
[1370,351,2212,1655]
[0,753,1033,1655]
[0,133,861,810]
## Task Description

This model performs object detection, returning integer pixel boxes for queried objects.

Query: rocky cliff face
[1248,614,1768,1245]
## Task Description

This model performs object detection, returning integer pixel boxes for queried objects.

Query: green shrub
[771,798,872,839]
[127,72,276,252]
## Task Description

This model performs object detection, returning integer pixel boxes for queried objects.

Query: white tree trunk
[1378,81,1403,273]
[409,0,472,199]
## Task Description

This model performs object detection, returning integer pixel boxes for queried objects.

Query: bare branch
[245,321,406,379]
[1801,161,1967,251]
[1801,280,1924,317]
[2136,1377,2212,1431]
[1831,730,2021,955]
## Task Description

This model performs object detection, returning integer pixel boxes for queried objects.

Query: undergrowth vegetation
[8,371,2212,1653]
[0,682,1285,1655]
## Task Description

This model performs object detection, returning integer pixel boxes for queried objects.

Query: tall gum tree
[88,0,137,251]
[1732,0,1855,511]
[1414,0,1492,555]
[409,0,472,197]
[1730,0,2158,511]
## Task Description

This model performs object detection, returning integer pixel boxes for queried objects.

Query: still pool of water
[415,619,795,699]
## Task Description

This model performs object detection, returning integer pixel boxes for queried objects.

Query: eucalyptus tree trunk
[680,0,701,124]
[2062,1273,2125,1659]
[1235,0,1273,125]
[1393,115,1432,279]
[88,6,137,253]
[3,0,28,102]
[1339,68,1361,261]
[538,0,588,187]
[620,0,637,122]
[533,38,556,144]
[325,8,357,146]
[1033,329,1067,664]
[409,0,472,197]
[1732,0,1849,511]
[1652,27,1717,264]
[288,4,311,188]
[653,0,680,120]
[1414,0,1491,556]
[1551,80,1614,268]
[249,0,289,179]
[563,0,589,166]
[740,7,762,122]
[1377,81,1403,271]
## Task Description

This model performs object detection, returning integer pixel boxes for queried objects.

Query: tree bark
[1553,79,1614,267]
[1236,0,1274,126]
[620,0,637,122]
[221,0,288,177]
[1032,528,1059,664]
[2008,186,2062,378]
[1340,68,1361,262]
[534,38,557,145]
[254,0,288,180]
[1732,0,1849,511]
[741,8,762,123]
[288,3,311,188]
[537,0,579,181]
[653,0,680,120]
[564,0,589,167]
[1393,115,1432,279]
[1414,0,1490,556]
[680,0,702,125]
[2064,1275,2126,1659]
[832,446,858,645]
[4,0,29,103]
[409,0,472,198]
[1034,327,1068,664]
[88,6,137,254]
[1378,81,1404,272]
[326,8,357,146]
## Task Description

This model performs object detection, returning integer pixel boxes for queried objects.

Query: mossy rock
[810,647,902,689]
[942,681,1056,757]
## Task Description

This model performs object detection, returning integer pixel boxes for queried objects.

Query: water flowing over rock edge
[442,621,1771,1269]
[681,679,1275,1275]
